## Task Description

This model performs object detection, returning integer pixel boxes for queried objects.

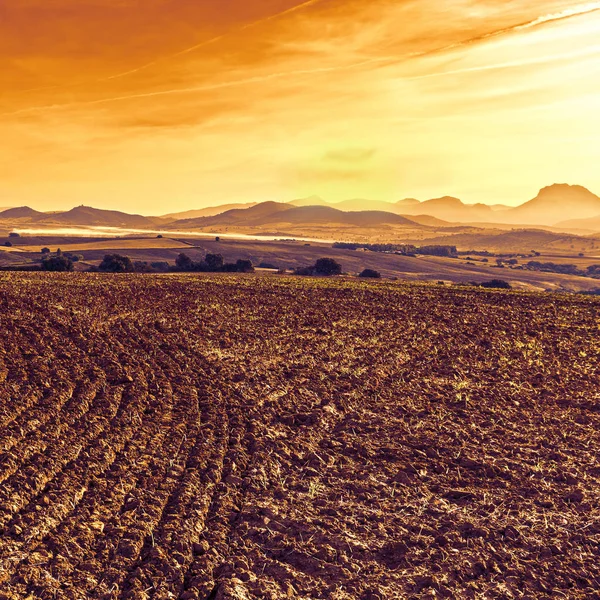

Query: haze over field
[2,1,600,213]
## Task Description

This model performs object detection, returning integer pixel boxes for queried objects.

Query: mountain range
[1,184,600,234]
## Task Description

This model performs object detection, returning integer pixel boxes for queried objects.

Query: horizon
[2,1,600,213]
[1,182,598,217]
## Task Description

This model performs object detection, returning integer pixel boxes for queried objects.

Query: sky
[1,0,600,215]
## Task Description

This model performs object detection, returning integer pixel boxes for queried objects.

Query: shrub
[41,247,50,255]
[133,261,154,273]
[235,259,254,273]
[42,255,74,272]
[359,268,381,278]
[480,279,512,289]
[314,258,342,276]
[8,232,20,238]
[4,241,12,247]
[151,261,170,272]
[99,254,134,273]
[418,245,457,257]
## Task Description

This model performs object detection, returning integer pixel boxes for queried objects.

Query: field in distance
[2,234,600,292]
[0,273,599,598]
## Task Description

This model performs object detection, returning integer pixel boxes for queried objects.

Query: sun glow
[1,1,599,213]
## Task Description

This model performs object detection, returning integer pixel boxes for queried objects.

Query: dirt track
[0,273,599,599]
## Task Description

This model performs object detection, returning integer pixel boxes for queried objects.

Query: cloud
[324,148,376,162]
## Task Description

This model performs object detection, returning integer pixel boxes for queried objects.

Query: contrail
[8,0,325,95]
[517,1,600,29]
[105,0,324,81]
[0,56,389,118]
[414,1,600,59]
[407,44,600,81]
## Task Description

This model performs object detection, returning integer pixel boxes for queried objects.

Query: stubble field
[0,273,599,599]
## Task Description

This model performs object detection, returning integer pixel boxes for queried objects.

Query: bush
[480,279,512,289]
[359,269,381,278]
[151,261,170,272]
[235,259,254,273]
[418,245,457,257]
[258,262,278,270]
[4,241,12,247]
[99,254,134,273]
[8,232,20,238]
[42,255,74,272]
[314,258,342,276]
[41,247,50,255]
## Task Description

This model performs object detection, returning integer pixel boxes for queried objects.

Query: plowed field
[0,273,599,599]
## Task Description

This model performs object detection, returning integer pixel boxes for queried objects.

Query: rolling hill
[555,214,600,233]
[398,196,499,222]
[160,202,258,221]
[168,202,421,229]
[37,206,158,228]
[0,206,45,219]
[404,228,599,253]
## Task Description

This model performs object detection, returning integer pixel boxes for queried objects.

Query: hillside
[0,206,44,219]
[408,228,600,253]
[36,206,158,228]
[555,214,600,233]
[0,274,598,598]
[169,202,421,229]
[399,196,498,222]
[161,202,258,221]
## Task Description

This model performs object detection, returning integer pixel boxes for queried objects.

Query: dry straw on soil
[0,273,599,599]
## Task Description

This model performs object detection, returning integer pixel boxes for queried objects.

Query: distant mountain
[287,196,330,207]
[555,214,600,233]
[168,201,420,229]
[256,206,417,227]
[396,198,421,207]
[398,196,495,222]
[329,198,398,212]
[161,202,258,221]
[170,201,293,228]
[0,206,44,219]
[36,206,158,228]
[501,184,600,226]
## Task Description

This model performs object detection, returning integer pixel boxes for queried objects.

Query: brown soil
[0,273,599,599]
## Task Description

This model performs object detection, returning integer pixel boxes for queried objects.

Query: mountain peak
[537,183,593,196]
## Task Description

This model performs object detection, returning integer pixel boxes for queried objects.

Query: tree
[175,253,195,271]
[41,247,50,255]
[359,268,381,278]
[205,253,224,271]
[314,258,342,276]
[8,232,20,238]
[99,254,134,273]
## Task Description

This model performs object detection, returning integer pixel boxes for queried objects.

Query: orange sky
[1,0,600,214]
